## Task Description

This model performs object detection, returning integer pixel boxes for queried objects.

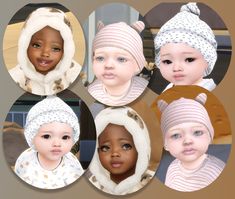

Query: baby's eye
[122,143,132,150]
[62,135,71,140]
[94,56,104,62]
[170,133,181,140]
[117,57,127,63]
[185,57,195,62]
[193,130,204,136]
[99,145,110,152]
[162,59,172,64]
[32,43,41,48]
[52,47,62,52]
[41,134,50,139]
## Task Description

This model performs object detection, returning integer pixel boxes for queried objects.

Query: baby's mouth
[182,148,196,155]
[111,161,123,168]
[37,59,53,67]
[173,74,185,81]
[50,149,62,155]
[102,73,116,79]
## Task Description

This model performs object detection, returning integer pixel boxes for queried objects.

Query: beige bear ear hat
[18,7,77,84]
[154,2,217,76]
[158,93,214,140]
[89,106,151,195]
[24,95,80,147]
[92,20,146,73]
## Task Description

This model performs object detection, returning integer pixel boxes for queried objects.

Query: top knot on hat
[180,2,200,16]
[154,2,217,76]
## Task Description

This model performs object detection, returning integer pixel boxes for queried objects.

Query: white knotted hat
[24,95,80,147]
[154,2,217,76]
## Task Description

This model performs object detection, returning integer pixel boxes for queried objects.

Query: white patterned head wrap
[154,2,217,76]
[24,95,80,147]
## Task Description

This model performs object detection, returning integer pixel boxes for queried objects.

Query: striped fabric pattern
[92,21,146,72]
[88,76,148,106]
[158,93,214,140]
[165,155,225,192]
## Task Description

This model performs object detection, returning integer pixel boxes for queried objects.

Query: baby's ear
[164,144,169,151]
[97,21,105,32]
[195,93,207,105]
[131,21,145,34]
[157,99,168,112]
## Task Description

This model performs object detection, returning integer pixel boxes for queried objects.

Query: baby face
[93,47,139,95]
[33,122,74,170]
[164,122,211,169]
[159,43,208,86]
[27,26,64,75]
[98,123,138,184]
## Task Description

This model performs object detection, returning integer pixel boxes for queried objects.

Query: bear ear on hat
[195,93,207,105]
[131,21,145,34]
[157,99,168,113]
[97,21,105,32]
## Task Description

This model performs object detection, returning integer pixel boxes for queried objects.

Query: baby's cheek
[92,63,101,75]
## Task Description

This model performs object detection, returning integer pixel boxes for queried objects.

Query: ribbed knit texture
[158,93,214,139]
[165,155,225,192]
[92,21,146,71]
[154,2,217,76]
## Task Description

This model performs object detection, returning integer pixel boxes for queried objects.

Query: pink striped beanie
[92,21,146,72]
[158,93,214,140]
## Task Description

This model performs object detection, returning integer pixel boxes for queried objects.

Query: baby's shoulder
[9,65,26,81]
[63,152,84,171]
[206,154,225,170]
[14,148,37,174]
[132,76,148,87]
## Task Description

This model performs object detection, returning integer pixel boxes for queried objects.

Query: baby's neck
[37,153,62,171]
[110,165,136,184]
[180,154,207,170]
[103,80,131,97]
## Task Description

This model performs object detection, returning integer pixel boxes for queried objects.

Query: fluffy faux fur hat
[89,106,151,195]
[24,95,80,147]
[158,93,214,140]
[154,2,217,76]
[18,7,76,85]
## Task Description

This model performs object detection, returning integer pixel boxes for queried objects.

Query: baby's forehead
[160,42,203,55]
[98,123,133,141]
[38,121,73,134]
[167,122,208,132]
[94,46,133,56]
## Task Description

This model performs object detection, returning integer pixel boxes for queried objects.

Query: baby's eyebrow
[118,138,131,142]
[161,53,171,57]
[181,51,195,55]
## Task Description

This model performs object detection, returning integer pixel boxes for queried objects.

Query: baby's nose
[111,147,121,157]
[183,136,193,145]
[172,62,183,71]
[41,47,50,57]
[104,58,114,68]
[52,138,61,146]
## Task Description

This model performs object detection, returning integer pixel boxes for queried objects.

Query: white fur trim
[89,107,151,195]
[17,7,76,85]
